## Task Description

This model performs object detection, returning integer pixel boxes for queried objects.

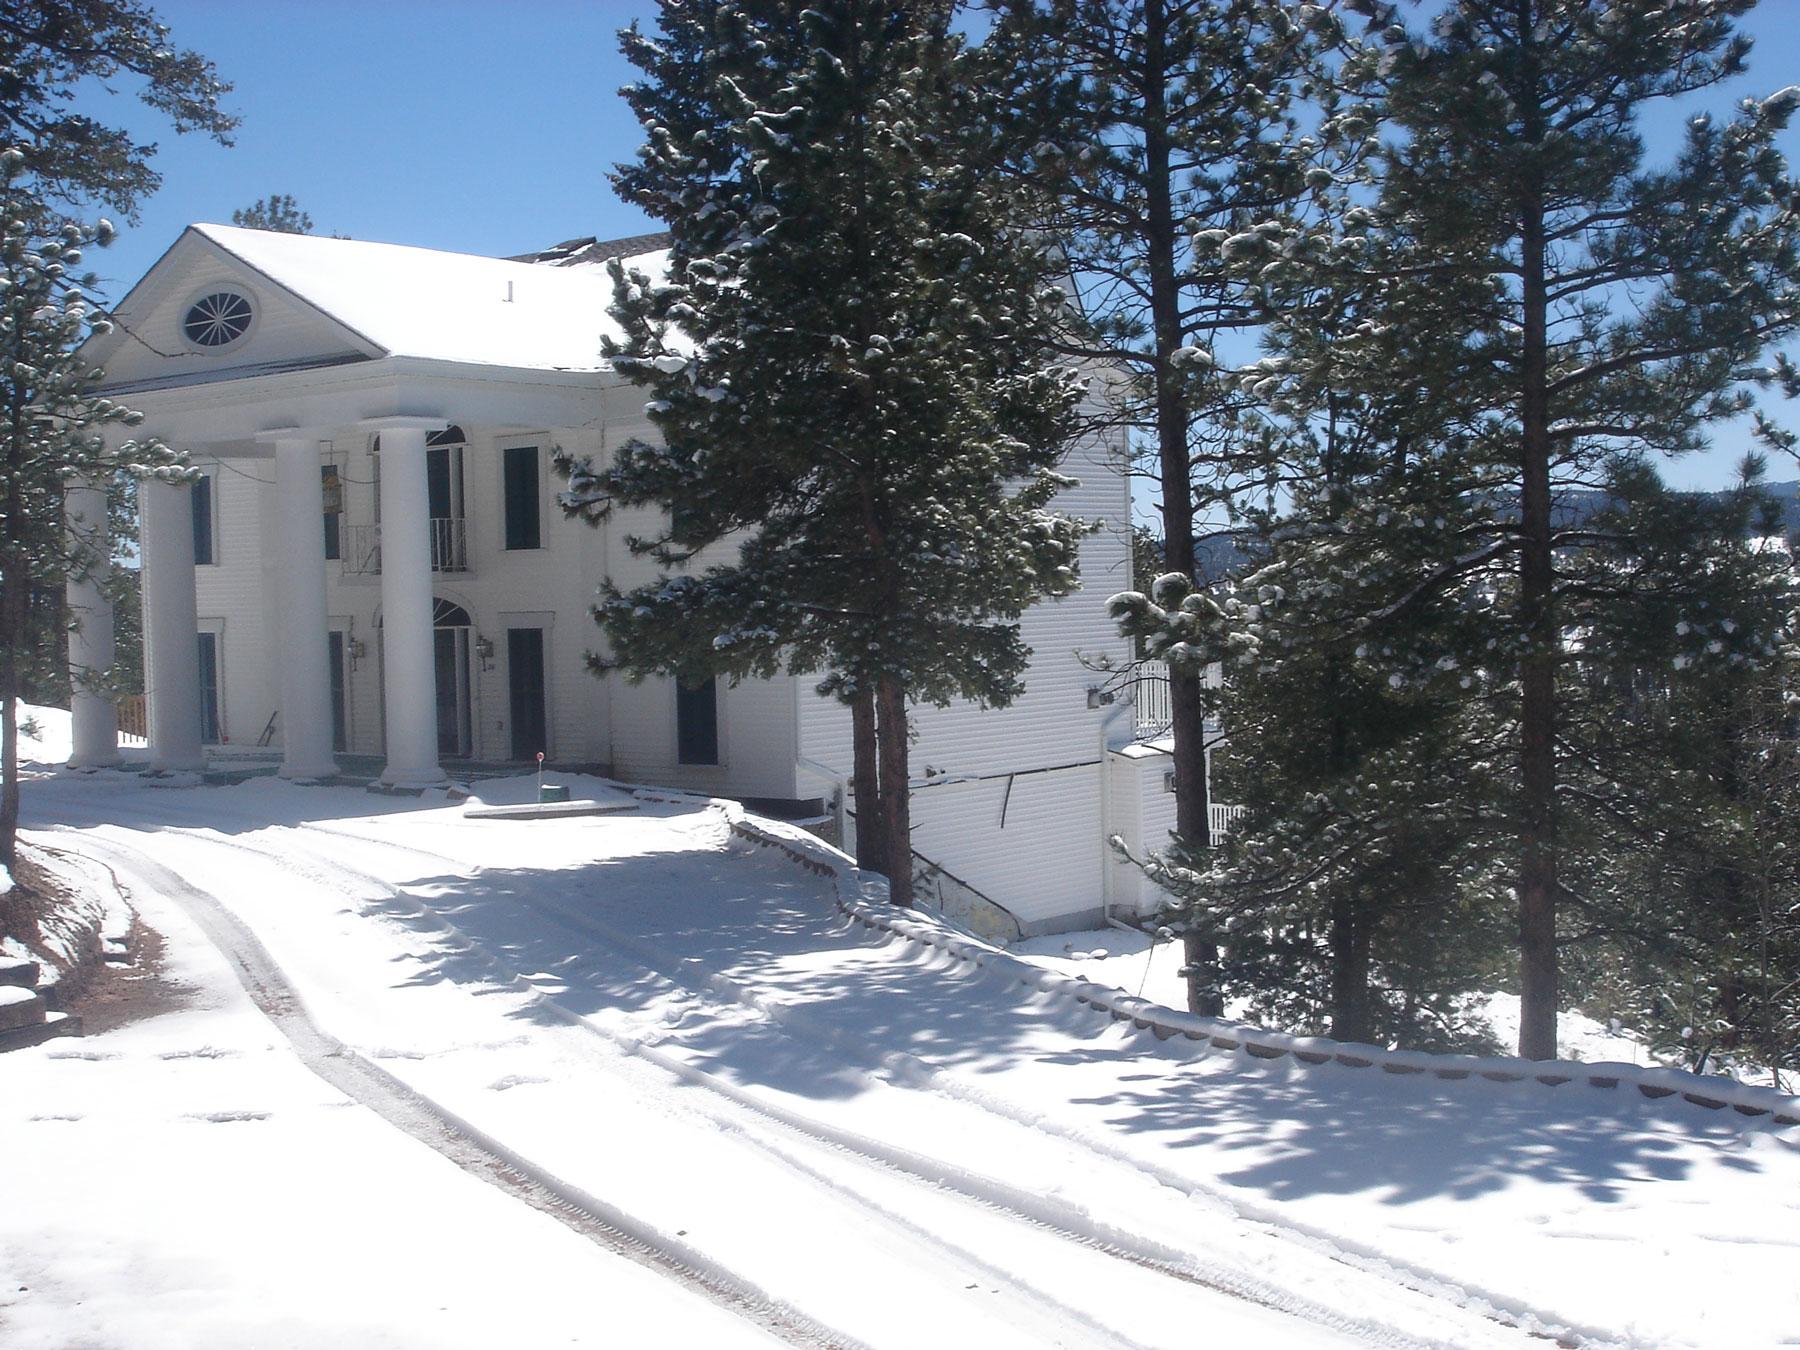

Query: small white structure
[75,225,1192,935]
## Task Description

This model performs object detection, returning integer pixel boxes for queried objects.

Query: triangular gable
[90,224,669,394]
[88,226,385,394]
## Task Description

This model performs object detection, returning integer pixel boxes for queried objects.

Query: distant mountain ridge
[1181,479,1800,584]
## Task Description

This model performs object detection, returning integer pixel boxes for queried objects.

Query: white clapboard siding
[909,761,1109,934]
[798,421,1137,932]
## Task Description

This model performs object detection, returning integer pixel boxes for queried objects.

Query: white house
[67,224,1188,937]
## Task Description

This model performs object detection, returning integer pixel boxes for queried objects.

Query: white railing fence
[1133,670,1172,739]
[1130,661,1222,741]
[340,518,468,575]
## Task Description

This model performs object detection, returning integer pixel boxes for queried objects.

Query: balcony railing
[1134,670,1172,739]
[1130,660,1220,740]
[341,518,468,575]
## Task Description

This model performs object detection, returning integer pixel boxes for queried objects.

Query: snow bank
[725,809,1800,1128]
[15,703,73,767]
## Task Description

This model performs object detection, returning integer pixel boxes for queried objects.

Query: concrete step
[0,954,40,989]
[0,984,48,1032]
[0,1009,82,1052]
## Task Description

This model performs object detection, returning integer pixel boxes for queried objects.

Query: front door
[507,627,547,762]
[196,632,222,743]
[432,625,470,758]
[327,631,349,752]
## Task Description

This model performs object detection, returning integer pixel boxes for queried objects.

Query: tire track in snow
[286,813,1609,1350]
[34,829,862,1350]
[182,813,1544,1350]
[41,814,1192,1350]
[40,798,1569,1347]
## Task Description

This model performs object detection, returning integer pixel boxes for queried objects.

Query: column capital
[254,426,333,448]
[352,415,452,434]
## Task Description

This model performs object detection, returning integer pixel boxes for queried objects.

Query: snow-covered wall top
[189,225,667,372]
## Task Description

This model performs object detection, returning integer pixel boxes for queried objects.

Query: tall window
[503,445,541,550]
[676,676,719,765]
[191,473,215,565]
[196,631,222,742]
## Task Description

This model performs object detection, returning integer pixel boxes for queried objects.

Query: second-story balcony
[1130,660,1222,740]
[342,518,468,575]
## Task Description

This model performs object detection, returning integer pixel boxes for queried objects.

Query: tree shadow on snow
[349,847,1785,1212]
[28,772,1794,1210]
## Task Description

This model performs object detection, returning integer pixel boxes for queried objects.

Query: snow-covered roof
[190,223,667,372]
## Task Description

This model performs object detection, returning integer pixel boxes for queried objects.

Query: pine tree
[1283,0,1800,1058]
[1564,463,1800,1084]
[0,149,191,868]
[1123,292,1517,1046]
[232,194,314,234]
[0,0,235,220]
[558,0,1087,889]
[988,0,1360,1012]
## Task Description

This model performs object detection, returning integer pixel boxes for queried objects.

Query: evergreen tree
[558,0,1087,889]
[1124,297,1517,1046]
[1257,0,1800,1058]
[988,0,1360,1012]
[0,0,235,220]
[231,194,314,234]
[1567,464,1800,1084]
[0,148,190,869]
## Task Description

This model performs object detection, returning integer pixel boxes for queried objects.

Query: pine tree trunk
[0,579,21,869]
[1,692,17,872]
[851,684,886,877]
[1141,0,1221,1016]
[876,674,912,904]
[1329,892,1373,1043]
[1182,929,1220,1018]
[1322,640,1371,1040]
[1516,127,1560,1062]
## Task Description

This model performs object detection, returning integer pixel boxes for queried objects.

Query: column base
[379,764,448,790]
[279,760,340,783]
[147,757,207,775]
[66,752,123,770]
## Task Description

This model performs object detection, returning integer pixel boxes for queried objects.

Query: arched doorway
[432,598,474,758]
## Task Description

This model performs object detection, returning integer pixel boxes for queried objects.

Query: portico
[73,416,455,786]
[69,220,617,784]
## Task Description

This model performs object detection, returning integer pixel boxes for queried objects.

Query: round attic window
[182,290,255,348]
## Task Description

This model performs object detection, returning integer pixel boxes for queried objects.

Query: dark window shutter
[503,446,541,550]
[191,475,214,565]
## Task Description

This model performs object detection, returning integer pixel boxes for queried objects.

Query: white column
[376,425,444,786]
[64,480,120,767]
[273,437,337,780]
[140,476,206,772]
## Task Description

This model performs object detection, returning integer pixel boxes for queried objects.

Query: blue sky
[88,0,1800,493]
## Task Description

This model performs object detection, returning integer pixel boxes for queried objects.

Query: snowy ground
[1010,933,1667,1068]
[7,713,1800,1349]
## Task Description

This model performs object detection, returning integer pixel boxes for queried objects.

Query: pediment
[87,227,383,394]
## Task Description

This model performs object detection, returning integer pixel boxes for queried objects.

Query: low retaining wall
[722,806,1800,1129]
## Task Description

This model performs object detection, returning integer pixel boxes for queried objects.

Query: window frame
[178,285,258,354]
[675,674,722,767]
[497,437,546,552]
